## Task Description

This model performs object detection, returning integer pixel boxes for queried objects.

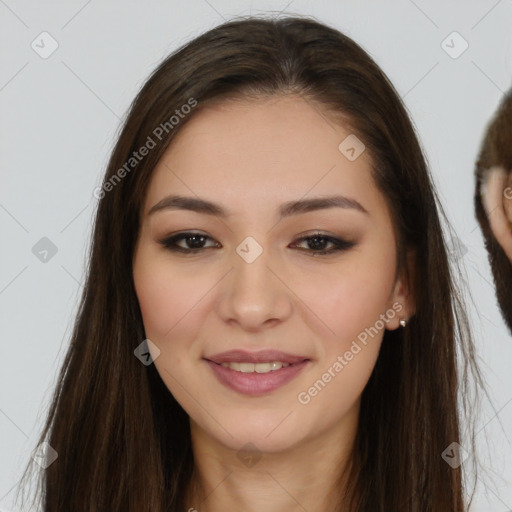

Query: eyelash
[159,231,356,256]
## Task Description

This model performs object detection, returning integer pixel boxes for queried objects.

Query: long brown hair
[474,88,512,333]
[16,15,482,511]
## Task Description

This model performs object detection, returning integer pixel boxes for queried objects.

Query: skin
[133,94,414,512]
[481,166,512,261]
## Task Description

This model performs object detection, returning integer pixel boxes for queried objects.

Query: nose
[216,247,293,332]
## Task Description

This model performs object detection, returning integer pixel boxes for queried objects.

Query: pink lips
[204,349,310,396]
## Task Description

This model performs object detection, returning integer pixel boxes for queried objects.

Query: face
[481,166,512,261]
[133,95,412,454]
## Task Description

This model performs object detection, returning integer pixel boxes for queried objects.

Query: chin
[194,414,306,455]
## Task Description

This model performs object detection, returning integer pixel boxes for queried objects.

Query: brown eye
[291,233,356,256]
[160,232,220,253]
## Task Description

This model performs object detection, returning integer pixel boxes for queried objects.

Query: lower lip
[205,360,310,396]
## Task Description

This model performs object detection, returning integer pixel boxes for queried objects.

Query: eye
[159,231,355,255]
[290,232,356,256]
[160,232,220,253]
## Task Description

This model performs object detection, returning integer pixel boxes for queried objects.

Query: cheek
[296,342,379,434]
[294,264,393,423]
[133,248,208,340]
[134,269,180,337]
[293,252,396,350]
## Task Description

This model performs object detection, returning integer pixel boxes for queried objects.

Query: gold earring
[399,318,407,328]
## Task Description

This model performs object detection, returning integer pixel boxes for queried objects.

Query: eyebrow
[148,194,369,218]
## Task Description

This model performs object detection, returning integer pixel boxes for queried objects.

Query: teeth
[220,361,291,373]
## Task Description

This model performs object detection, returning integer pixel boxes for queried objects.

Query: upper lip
[205,349,309,365]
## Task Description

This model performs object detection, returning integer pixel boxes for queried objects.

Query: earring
[399,318,407,328]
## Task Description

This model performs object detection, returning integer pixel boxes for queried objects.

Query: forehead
[144,95,388,219]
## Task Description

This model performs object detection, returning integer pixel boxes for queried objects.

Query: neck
[183,406,358,512]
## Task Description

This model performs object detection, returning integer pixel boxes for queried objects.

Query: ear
[386,249,416,330]
[481,166,512,261]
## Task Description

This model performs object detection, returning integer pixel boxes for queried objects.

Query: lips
[205,359,310,395]
[205,349,309,365]
[204,349,311,395]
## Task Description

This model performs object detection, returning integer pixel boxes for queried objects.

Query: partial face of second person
[132,94,413,455]
[482,166,512,260]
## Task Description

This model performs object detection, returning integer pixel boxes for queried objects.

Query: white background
[1,0,511,510]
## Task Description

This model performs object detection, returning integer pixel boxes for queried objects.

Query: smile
[205,359,310,395]
[218,361,293,373]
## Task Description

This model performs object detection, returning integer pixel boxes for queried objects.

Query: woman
[474,88,512,334]
[17,16,481,511]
